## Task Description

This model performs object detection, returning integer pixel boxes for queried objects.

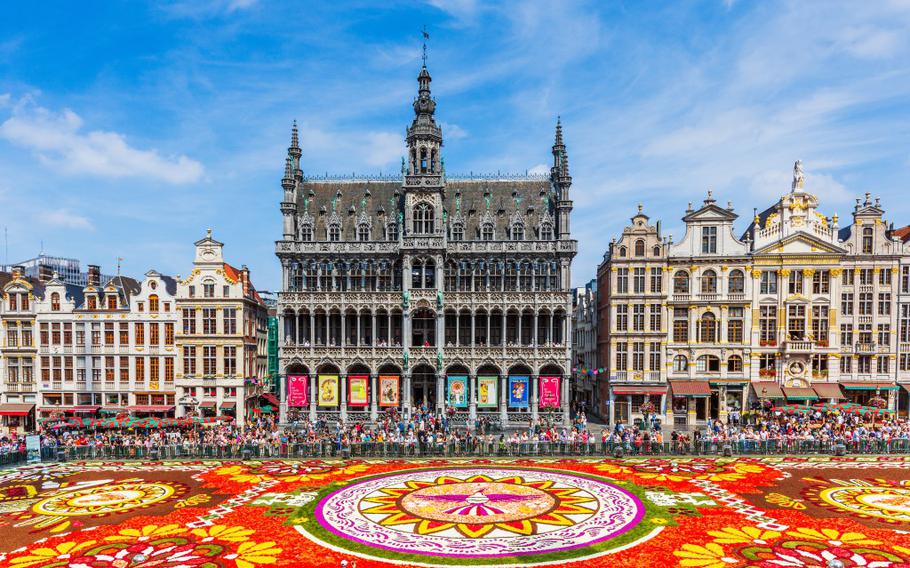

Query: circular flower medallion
[33,480,180,517]
[305,467,647,565]
[811,481,910,524]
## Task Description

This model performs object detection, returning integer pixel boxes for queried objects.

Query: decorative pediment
[327,211,342,227]
[479,210,495,227]
[753,232,846,255]
[509,209,525,227]
[298,210,314,227]
[683,203,738,223]
[356,210,372,229]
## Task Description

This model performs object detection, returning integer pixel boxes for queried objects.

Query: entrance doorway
[411,364,436,410]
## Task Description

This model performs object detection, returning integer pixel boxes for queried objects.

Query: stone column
[500,375,508,427]
[531,374,539,422]
[470,312,476,348]
[562,374,571,426]
[340,373,348,423]
[469,374,477,423]
[436,373,445,414]
[279,374,288,424]
[309,312,315,348]
[370,374,378,422]
[309,375,317,422]
[402,373,412,419]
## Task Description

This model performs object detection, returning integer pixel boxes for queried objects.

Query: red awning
[669,380,712,397]
[902,384,910,394]
[612,386,667,396]
[262,393,280,406]
[751,381,785,400]
[812,383,845,400]
[220,401,236,409]
[72,406,100,413]
[0,403,35,417]
[199,401,217,409]
[38,407,73,414]
[126,405,175,413]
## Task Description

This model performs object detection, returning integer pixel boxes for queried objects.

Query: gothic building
[276,62,577,426]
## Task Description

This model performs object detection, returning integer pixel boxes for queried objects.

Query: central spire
[406,49,442,177]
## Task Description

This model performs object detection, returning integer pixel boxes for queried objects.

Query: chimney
[240,265,250,296]
[87,264,101,287]
[38,263,54,283]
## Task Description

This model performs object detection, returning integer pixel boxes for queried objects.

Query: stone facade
[571,280,598,413]
[175,231,268,426]
[276,63,577,427]
[598,161,910,427]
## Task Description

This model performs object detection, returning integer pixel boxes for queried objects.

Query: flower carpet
[0,456,908,567]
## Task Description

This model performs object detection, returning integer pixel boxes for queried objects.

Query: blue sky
[1,1,909,290]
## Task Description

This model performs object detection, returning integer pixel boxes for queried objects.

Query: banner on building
[287,375,308,407]
[348,375,369,407]
[447,375,468,408]
[317,375,339,407]
[508,376,530,407]
[477,376,498,408]
[539,375,561,408]
[379,375,400,407]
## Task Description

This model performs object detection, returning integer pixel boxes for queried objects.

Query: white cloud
[225,0,257,12]
[37,209,94,231]
[0,98,204,184]
[528,163,549,175]
[425,0,480,25]
[440,122,468,140]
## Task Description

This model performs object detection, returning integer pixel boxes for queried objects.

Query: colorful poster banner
[508,376,530,407]
[447,375,468,408]
[318,375,339,407]
[379,375,400,407]
[539,376,561,408]
[477,376,498,408]
[348,375,369,407]
[287,375,308,407]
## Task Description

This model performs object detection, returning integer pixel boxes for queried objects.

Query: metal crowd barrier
[16,438,910,463]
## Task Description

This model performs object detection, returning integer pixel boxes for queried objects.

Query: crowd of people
[1,405,909,458]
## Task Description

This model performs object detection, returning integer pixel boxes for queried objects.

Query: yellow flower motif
[673,543,739,568]
[224,540,283,568]
[594,463,631,475]
[106,524,185,542]
[215,465,272,484]
[651,517,669,525]
[709,526,781,545]
[10,541,97,567]
[895,546,910,555]
[191,524,256,543]
[337,464,370,475]
[786,527,880,546]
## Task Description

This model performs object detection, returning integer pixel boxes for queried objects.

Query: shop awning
[261,393,280,406]
[125,405,175,413]
[72,406,100,414]
[840,382,899,391]
[812,383,845,400]
[220,401,236,409]
[669,380,712,397]
[199,401,217,409]
[902,384,910,394]
[38,407,73,414]
[0,403,35,417]
[782,387,818,401]
[612,386,667,396]
[751,381,785,400]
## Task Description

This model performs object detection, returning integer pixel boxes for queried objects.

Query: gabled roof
[682,202,738,223]
[891,225,910,243]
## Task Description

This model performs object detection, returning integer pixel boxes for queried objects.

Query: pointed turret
[280,121,300,240]
[551,116,573,239]
[406,63,443,177]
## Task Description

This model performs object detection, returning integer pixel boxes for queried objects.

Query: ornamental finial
[792,160,805,191]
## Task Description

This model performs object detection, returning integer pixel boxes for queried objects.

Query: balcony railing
[855,343,877,353]
[784,340,815,353]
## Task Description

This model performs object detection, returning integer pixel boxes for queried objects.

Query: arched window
[673,271,690,294]
[728,270,745,294]
[300,223,313,242]
[419,147,429,173]
[634,239,646,256]
[697,355,720,372]
[511,223,525,241]
[149,294,159,312]
[540,223,553,240]
[410,259,435,289]
[386,223,398,241]
[701,270,717,294]
[727,355,743,372]
[451,223,464,241]
[673,355,688,372]
[203,281,215,298]
[652,245,661,256]
[699,312,717,343]
[328,223,341,242]
[481,223,494,241]
[50,292,60,311]
[413,203,434,234]
[357,223,370,242]
[862,227,873,253]
[618,246,627,257]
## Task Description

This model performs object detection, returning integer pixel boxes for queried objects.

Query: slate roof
[296,177,556,241]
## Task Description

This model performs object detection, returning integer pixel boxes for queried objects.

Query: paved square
[0,457,908,567]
